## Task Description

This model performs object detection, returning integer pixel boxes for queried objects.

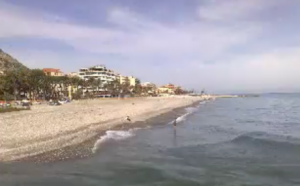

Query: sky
[0,0,300,93]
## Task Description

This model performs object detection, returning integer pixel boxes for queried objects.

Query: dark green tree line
[0,69,143,101]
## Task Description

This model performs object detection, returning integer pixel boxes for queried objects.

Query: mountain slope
[0,48,28,73]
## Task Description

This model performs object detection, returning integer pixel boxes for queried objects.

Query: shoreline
[0,96,210,163]
[20,102,197,163]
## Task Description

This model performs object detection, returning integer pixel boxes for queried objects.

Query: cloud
[0,0,299,93]
[198,0,282,21]
[0,2,123,49]
[177,47,300,93]
[0,1,259,60]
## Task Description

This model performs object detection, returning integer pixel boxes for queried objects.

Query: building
[43,68,64,77]
[119,75,129,85]
[157,84,179,95]
[76,65,140,87]
[141,82,156,87]
[141,82,157,95]
[128,76,138,86]
[77,65,117,84]
[157,87,172,94]
[67,72,79,77]
[141,82,157,91]
[165,83,176,90]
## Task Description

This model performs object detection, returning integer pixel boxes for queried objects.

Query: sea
[1,94,300,186]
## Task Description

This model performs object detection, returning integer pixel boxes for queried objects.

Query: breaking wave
[93,100,208,153]
[92,129,138,153]
[171,101,206,124]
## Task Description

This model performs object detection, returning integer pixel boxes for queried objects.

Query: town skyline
[1,0,300,93]
[41,64,186,93]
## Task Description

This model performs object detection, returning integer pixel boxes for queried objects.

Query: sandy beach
[0,96,209,162]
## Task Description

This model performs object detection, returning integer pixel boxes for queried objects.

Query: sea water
[1,94,300,186]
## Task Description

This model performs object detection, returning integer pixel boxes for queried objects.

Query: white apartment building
[78,65,117,84]
[118,76,138,86]
[128,76,138,86]
[119,75,129,85]
[77,65,140,90]
[142,82,156,88]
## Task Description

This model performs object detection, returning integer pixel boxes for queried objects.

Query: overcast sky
[0,0,300,93]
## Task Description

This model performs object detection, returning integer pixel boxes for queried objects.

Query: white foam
[169,106,199,125]
[92,100,210,153]
[175,112,190,123]
[92,129,135,153]
[185,106,198,113]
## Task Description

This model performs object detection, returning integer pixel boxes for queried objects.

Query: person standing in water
[173,119,177,127]
[173,118,177,146]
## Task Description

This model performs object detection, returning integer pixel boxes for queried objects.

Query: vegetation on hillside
[0,48,28,72]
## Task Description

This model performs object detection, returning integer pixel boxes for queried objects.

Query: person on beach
[126,116,131,122]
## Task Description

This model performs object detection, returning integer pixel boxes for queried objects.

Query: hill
[0,48,28,73]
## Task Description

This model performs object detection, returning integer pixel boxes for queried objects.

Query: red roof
[42,68,62,73]
[161,84,175,89]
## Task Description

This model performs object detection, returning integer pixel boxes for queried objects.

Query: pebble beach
[0,96,209,162]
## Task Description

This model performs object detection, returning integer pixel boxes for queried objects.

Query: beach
[1,94,300,186]
[0,96,208,162]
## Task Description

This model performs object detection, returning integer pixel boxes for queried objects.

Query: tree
[0,68,30,101]
[69,76,83,99]
[104,79,121,97]
[174,87,184,95]
[133,84,143,96]
[70,76,82,90]
[136,78,141,86]
[27,69,46,100]
[93,78,102,95]
[0,74,10,101]
[120,82,131,97]
[86,77,96,97]
[131,78,142,96]
[0,68,144,101]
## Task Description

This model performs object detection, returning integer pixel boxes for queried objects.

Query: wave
[170,104,202,124]
[92,101,208,153]
[231,132,300,148]
[169,100,209,125]
[92,104,200,153]
[92,129,138,153]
